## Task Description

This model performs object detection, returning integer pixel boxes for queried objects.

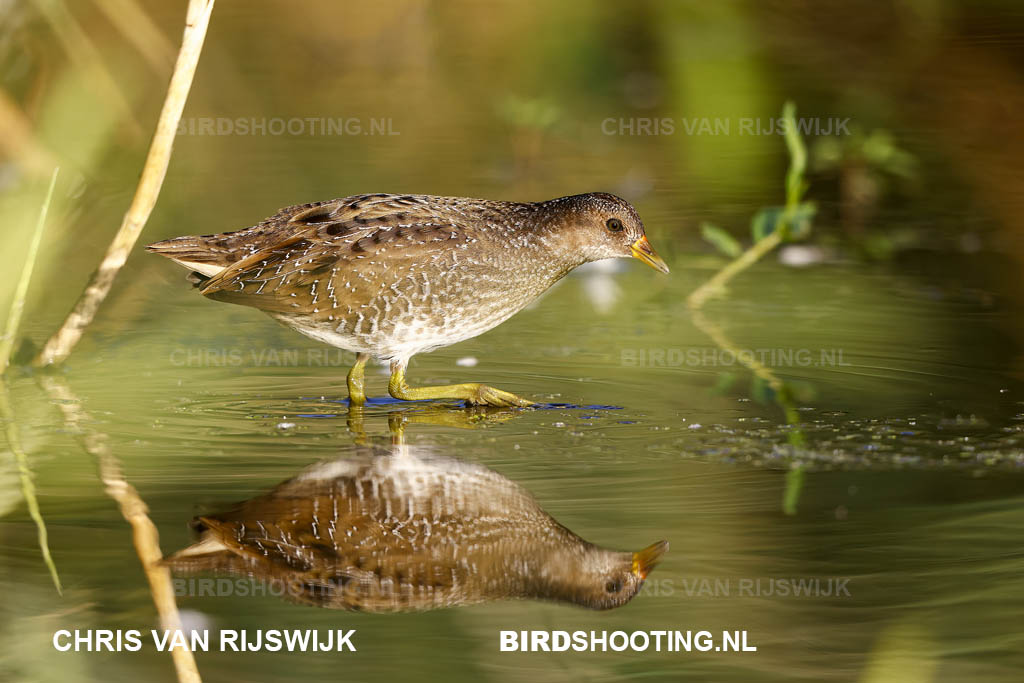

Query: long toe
[473,385,535,408]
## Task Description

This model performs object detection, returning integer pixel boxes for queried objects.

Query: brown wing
[196,194,487,314]
[167,480,467,611]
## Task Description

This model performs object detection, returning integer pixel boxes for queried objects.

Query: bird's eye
[605,579,623,594]
[606,218,623,232]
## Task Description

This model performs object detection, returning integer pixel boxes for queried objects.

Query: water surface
[3,259,1023,681]
[3,2,1024,680]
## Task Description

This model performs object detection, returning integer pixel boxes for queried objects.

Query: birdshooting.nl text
[621,347,852,368]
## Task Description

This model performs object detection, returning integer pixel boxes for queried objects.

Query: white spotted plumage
[148,192,651,366]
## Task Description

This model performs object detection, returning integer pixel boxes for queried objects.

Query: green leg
[347,353,370,407]
[388,359,533,408]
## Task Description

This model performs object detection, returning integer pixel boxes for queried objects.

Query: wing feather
[195,195,476,314]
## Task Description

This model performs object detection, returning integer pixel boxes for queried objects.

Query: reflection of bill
[164,448,666,612]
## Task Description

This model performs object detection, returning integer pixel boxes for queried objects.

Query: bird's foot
[467,384,534,408]
[387,362,533,408]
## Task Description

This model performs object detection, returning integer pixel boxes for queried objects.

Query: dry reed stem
[39,374,202,683]
[34,0,216,368]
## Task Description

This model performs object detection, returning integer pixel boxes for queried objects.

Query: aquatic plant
[687,101,815,513]
[0,168,60,593]
[689,101,816,308]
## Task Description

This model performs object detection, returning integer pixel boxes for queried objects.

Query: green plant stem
[686,230,783,310]
[1,168,58,374]
[689,307,790,399]
[782,100,807,210]
[687,101,811,514]
[691,308,807,514]
[783,466,805,517]
[0,378,61,593]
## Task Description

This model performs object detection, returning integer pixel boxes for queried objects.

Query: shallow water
[3,258,1024,681]
[4,2,1024,680]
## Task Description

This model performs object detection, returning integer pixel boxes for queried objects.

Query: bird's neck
[519,202,595,272]
[490,539,613,603]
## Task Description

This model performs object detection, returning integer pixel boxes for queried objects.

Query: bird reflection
[165,442,666,612]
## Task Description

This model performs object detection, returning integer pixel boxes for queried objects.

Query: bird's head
[542,192,670,274]
[537,540,669,610]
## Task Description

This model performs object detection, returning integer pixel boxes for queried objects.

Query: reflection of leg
[387,359,533,408]
[387,411,406,447]
[346,353,369,406]
[346,400,367,445]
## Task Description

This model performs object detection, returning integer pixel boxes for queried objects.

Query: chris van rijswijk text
[52,629,356,653]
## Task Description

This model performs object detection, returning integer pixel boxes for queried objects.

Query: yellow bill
[631,236,670,274]
[632,540,669,580]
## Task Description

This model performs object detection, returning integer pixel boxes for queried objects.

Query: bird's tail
[146,235,237,277]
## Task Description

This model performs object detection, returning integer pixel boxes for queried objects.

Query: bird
[147,192,669,407]
[163,447,668,611]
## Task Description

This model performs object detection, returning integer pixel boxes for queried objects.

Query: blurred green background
[2,1,1024,682]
